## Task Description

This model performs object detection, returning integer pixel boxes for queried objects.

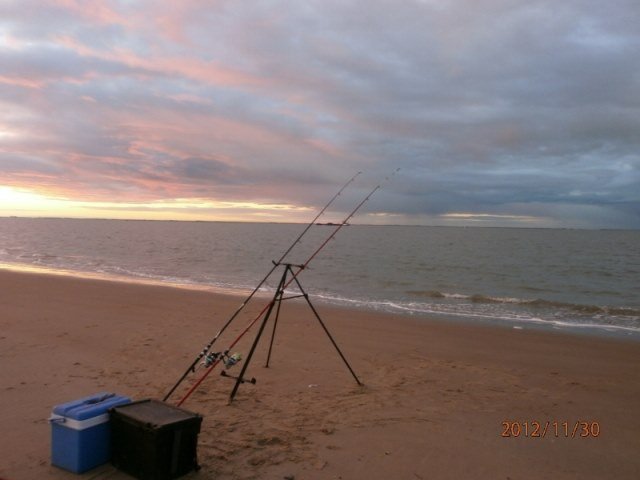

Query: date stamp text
[501,421,600,438]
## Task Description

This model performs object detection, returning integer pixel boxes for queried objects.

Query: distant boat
[315,222,350,226]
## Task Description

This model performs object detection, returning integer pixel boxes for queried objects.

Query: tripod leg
[229,298,276,403]
[265,290,284,368]
[229,268,288,403]
[305,296,362,386]
[292,277,363,386]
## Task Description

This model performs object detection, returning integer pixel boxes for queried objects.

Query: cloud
[0,0,639,227]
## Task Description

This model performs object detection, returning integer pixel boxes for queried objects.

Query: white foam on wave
[309,290,640,336]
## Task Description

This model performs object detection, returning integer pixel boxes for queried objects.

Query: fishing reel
[223,352,242,369]
[199,350,255,385]
[200,350,242,369]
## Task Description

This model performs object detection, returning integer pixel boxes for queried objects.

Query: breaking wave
[407,290,640,318]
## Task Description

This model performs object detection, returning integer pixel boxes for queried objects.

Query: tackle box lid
[111,399,201,429]
[52,392,131,421]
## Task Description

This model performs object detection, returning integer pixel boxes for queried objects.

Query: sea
[1,217,639,339]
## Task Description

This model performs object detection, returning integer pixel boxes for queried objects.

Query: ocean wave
[313,294,640,334]
[521,298,635,316]
[19,252,59,262]
[406,290,447,298]
[407,290,640,318]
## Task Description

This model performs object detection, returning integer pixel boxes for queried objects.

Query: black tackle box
[110,399,203,480]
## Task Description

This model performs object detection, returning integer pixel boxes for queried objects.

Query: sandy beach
[1,268,639,479]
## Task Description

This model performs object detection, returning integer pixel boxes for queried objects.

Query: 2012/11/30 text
[501,421,600,438]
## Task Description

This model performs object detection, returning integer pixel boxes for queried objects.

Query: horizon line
[1,215,638,232]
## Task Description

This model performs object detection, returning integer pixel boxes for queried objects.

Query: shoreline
[1,268,639,479]
[1,262,638,342]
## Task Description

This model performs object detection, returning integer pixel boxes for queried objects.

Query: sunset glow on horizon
[1,1,638,228]
[0,186,316,222]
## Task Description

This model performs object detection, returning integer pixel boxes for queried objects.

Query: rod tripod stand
[227,263,363,403]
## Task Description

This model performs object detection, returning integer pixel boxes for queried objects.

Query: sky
[0,0,639,228]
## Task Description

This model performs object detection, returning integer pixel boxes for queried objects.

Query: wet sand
[1,269,639,479]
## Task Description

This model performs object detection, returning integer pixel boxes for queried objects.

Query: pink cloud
[51,0,129,26]
[0,75,44,89]
[143,1,229,45]
[56,34,265,89]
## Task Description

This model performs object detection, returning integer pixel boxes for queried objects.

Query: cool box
[50,392,131,473]
[110,399,203,480]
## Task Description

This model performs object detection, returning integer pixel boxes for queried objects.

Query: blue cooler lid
[53,392,131,420]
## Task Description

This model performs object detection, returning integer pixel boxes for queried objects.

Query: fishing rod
[163,172,361,402]
[175,169,400,406]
